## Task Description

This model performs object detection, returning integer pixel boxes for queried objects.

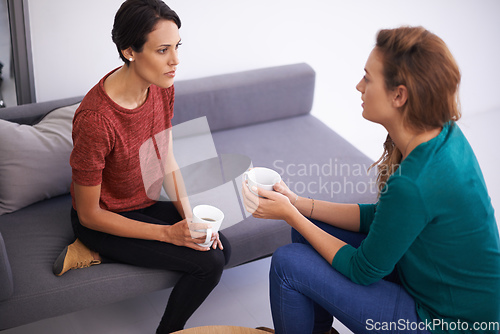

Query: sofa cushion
[0,103,80,215]
[0,231,13,300]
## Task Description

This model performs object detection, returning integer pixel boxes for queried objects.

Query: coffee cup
[243,167,281,196]
[190,205,224,247]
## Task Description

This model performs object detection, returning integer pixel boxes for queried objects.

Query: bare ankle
[91,251,101,262]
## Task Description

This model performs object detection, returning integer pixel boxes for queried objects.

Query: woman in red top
[53,1,231,333]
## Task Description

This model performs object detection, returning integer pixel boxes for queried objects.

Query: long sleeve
[332,176,429,285]
[358,203,377,233]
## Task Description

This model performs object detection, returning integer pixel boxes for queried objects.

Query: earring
[129,58,133,62]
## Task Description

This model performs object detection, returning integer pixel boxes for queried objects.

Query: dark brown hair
[112,0,181,66]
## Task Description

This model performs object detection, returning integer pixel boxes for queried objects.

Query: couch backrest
[0,63,315,131]
[0,96,84,125]
[172,63,315,132]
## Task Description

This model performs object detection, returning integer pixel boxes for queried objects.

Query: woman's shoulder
[78,84,104,109]
[397,122,468,178]
[76,67,123,113]
[151,84,175,120]
[151,84,175,101]
[73,86,116,136]
[75,89,113,124]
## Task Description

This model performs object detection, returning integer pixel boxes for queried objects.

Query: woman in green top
[243,26,500,334]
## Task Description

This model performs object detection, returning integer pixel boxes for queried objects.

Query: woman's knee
[271,243,310,281]
[218,232,232,266]
[194,249,225,280]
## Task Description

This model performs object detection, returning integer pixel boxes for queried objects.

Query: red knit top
[70,68,174,212]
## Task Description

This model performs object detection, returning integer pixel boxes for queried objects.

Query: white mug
[243,167,281,196]
[191,205,224,247]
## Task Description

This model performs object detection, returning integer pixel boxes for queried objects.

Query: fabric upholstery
[0,96,83,125]
[173,63,315,131]
[0,231,13,300]
[0,103,80,215]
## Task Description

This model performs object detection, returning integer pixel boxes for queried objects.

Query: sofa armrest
[0,231,14,300]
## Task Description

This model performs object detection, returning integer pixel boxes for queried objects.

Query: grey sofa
[0,63,376,330]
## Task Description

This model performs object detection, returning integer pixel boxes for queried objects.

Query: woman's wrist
[283,203,302,223]
[159,224,172,243]
[309,198,315,218]
[294,196,315,218]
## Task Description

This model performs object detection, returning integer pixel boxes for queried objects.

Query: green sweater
[331,122,500,333]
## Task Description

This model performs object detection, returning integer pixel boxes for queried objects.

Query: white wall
[28,0,500,161]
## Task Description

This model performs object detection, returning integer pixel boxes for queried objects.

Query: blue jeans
[269,219,431,334]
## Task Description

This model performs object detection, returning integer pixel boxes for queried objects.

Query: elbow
[352,276,378,286]
[349,268,389,286]
[75,208,99,230]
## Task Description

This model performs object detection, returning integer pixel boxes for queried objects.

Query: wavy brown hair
[371,26,461,194]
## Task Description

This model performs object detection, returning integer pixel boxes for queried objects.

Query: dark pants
[71,201,231,333]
